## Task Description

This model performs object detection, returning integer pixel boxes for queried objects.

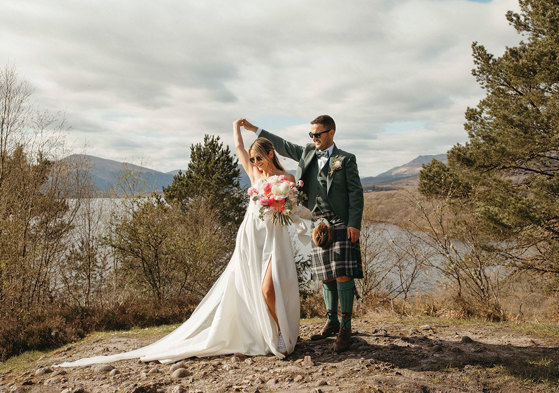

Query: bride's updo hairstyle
[249,137,285,171]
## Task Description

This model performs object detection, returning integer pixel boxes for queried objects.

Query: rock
[148,367,160,374]
[9,387,25,393]
[93,364,114,372]
[44,377,60,385]
[278,366,304,374]
[131,385,160,393]
[109,368,121,376]
[266,378,278,386]
[294,375,304,382]
[167,386,187,393]
[52,369,67,377]
[244,358,253,365]
[171,368,189,379]
[35,367,53,376]
[316,380,327,386]
[170,362,185,372]
[420,324,433,331]
[461,336,474,343]
[302,355,314,368]
[311,389,323,393]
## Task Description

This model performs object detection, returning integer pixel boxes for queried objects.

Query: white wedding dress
[56,180,301,367]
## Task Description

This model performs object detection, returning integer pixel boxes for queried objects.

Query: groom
[243,115,364,353]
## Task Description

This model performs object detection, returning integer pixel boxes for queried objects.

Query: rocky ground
[1,317,558,393]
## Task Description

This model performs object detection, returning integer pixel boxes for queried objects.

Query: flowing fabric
[56,186,300,367]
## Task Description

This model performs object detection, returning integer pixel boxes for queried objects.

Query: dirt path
[1,317,558,393]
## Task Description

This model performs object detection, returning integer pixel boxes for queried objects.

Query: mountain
[166,169,182,177]
[62,153,446,195]
[361,154,447,191]
[63,154,175,194]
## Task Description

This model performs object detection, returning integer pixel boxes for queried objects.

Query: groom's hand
[347,227,360,243]
[242,119,258,133]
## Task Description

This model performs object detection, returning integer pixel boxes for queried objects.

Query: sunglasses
[249,155,263,164]
[308,129,331,139]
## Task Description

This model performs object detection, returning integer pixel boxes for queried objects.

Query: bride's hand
[242,119,258,133]
[233,118,244,128]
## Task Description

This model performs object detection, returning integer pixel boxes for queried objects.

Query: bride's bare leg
[262,257,279,329]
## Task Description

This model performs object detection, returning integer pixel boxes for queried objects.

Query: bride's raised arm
[233,118,255,184]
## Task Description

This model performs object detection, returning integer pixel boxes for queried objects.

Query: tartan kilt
[310,211,363,281]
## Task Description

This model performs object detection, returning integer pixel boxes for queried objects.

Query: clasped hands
[233,118,258,132]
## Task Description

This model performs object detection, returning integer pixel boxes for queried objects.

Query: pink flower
[247,187,257,197]
[280,175,288,182]
[289,182,295,187]
[259,197,270,206]
[298,180,304,187]
[262,182,272,195]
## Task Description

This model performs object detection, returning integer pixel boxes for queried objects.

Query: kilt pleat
[310,211,363,281]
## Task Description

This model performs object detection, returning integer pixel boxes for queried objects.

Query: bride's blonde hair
[249,137,285,171]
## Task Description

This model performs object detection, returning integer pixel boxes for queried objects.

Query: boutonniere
[329,155,343,177]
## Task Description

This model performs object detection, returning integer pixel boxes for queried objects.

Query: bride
[56,118,300,367]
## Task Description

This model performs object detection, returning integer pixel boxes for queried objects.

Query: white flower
[272,182,290,199]
[329,155,344,176]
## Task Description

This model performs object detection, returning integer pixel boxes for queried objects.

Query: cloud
[1,0,521,176]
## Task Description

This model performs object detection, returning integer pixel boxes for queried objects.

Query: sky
[1,0,521,177]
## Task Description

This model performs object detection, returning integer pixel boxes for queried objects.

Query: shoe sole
[310,333,339,341]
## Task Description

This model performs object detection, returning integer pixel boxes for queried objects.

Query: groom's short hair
[311,115,336,131]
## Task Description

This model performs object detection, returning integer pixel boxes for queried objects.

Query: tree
[163,135,247,226]
[419,0,559,277]
[0,66,31,181]
[106,195,235,303]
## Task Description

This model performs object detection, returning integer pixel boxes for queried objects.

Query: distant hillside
[361,154,447,191]
[62,153,447,195]
[63,154,175,194]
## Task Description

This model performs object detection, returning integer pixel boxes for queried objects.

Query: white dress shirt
[317,144,334,170]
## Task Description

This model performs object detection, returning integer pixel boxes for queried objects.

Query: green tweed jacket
[259,130,364,230]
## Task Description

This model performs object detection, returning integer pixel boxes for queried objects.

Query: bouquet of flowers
[248,175,305,226]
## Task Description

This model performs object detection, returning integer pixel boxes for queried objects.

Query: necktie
[316,150,329,159]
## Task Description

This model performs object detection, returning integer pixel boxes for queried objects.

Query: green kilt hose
[310,211,363,281]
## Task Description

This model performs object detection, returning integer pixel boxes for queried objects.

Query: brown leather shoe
[310,320,340,341]
[334,327,352,352]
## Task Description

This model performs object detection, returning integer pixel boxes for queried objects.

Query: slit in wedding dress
[262,255,279,331]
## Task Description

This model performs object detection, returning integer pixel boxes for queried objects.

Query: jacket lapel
[326,144,340,194]
[297,148,317,181]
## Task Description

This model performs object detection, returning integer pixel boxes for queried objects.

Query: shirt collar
[319,144,335,157]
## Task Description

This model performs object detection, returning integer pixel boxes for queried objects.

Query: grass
[0,323,181,374]
[0,348,59,374]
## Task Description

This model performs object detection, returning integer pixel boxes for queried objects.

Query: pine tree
[163,135,247,226]
[419,0,559,274]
